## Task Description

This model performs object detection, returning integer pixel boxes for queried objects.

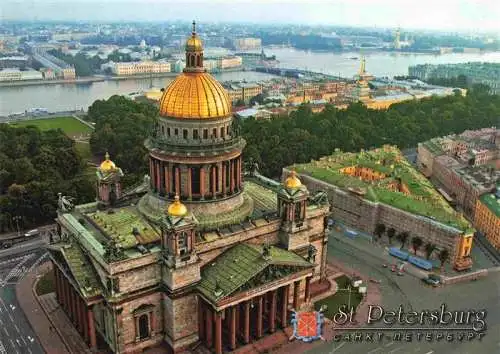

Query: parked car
[423,277,440,287]
[24,229,40,237]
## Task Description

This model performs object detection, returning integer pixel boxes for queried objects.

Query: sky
[2,0,499,33]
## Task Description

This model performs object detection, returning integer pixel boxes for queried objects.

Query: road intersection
[306,232,500,354]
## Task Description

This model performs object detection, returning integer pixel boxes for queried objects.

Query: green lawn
[314,275,363,320]
[35,270,55,296]
[10,116,92,138]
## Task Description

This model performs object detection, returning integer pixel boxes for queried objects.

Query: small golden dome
[285,170,302,189]
[99,152,116,172]
[167,195,188,217]
[159,72,232,119]
[186,35,203,52]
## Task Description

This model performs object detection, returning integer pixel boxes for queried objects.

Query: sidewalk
[16,261,69,354]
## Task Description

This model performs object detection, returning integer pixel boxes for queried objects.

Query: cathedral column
[61,274,68,311]
[229,306,237,350]
[149,157,154,189]
[230,159,235,193]
[211,166,217,198]
[164,163,169,195]
[243,301,250,344]
[156,160,161,192]
[305,276,312,303]
[205,306,213,348]
[281,285,290,328]
[256,296,263,338]
[214,311,222,354]
[175,167,180,195]
[87,306,97,350]
[187,168,192,200]
[269,290,277,333]
[293,280,301,309]
[200,166,205,200]
[198,299,205,341]
[76,294,83,333]
[222,163,227,196]
[81,299,89,343]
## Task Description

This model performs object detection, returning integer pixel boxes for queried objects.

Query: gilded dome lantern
[158,20,231,119]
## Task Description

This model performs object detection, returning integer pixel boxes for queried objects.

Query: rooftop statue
[58,192,75,212]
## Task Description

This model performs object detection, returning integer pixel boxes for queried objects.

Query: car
[369,279,381,284]
[423,277,440,287]
[24,229,40,237]
[397,272,404,276]
[382,264,388,268]
[391,265,396,272]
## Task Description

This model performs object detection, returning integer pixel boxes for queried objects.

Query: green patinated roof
[479,191,500,218]
[197,243,313,304]
[244,180,278,212]
[54,244,102,298]
[87,207,160,249]
[291,146,472,232]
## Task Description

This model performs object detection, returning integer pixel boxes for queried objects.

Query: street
[306,233,500,354]
[0,240,51,354]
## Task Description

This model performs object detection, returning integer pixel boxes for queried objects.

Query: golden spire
[285,170,302,189]
[359,56,366,75]
[167,195,188,217]
[99,151,116,172]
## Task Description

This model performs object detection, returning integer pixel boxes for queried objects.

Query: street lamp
[13,216,22,236]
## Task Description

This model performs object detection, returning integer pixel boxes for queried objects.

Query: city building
[232,37,262,51]
[110,61,171,76]
[218,55,243,69]
[474,187,500,250]
[291,145,474,271]
[0,68,43,81]
[234,108,272,120]
[223,82,262,103]
[47,23,329,354]
[417,128,499,218]
[409,63,500,94]
[0,55,29,69]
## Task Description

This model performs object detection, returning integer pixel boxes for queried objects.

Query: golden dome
[99,152,116,172]
[185,35,203,52]
[285,170,302,189]
[167,195,188,217]
[159,72,232,119]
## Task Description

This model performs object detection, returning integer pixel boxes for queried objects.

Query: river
[1,49,499,116]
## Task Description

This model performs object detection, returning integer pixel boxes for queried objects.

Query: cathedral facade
[48,22,330,354]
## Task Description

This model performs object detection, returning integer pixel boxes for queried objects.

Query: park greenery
[0,124,94,232]
[87,95,159,187]
[1,86,498,231]
[241,85,499,178]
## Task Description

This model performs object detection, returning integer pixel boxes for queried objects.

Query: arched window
[167,127,171,137]
[203,129,208,139]
[220,127,225,138]
[138,314,150,340]
[193,129,199,139]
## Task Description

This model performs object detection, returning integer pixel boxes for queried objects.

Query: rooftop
[197,243,313,304]
[479,189,500,218]
[292,146,472,232]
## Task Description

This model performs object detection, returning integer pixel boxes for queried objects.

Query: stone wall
[118,263,161,294]
[120,292,164,353]
[441,269,488,285]
[163,293,199,351]
[296,171,463,259]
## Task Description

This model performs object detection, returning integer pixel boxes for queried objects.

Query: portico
[196,243,314,354]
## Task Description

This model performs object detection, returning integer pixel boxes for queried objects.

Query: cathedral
[48,22,330,354]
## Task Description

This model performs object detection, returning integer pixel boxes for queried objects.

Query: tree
[234,99,245,107]
[438,249,450,270]
[374,223,386,241]
[386,227,396,245]
[396,231,409,250]
[424,242,437,260]
[411,236,423,255]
